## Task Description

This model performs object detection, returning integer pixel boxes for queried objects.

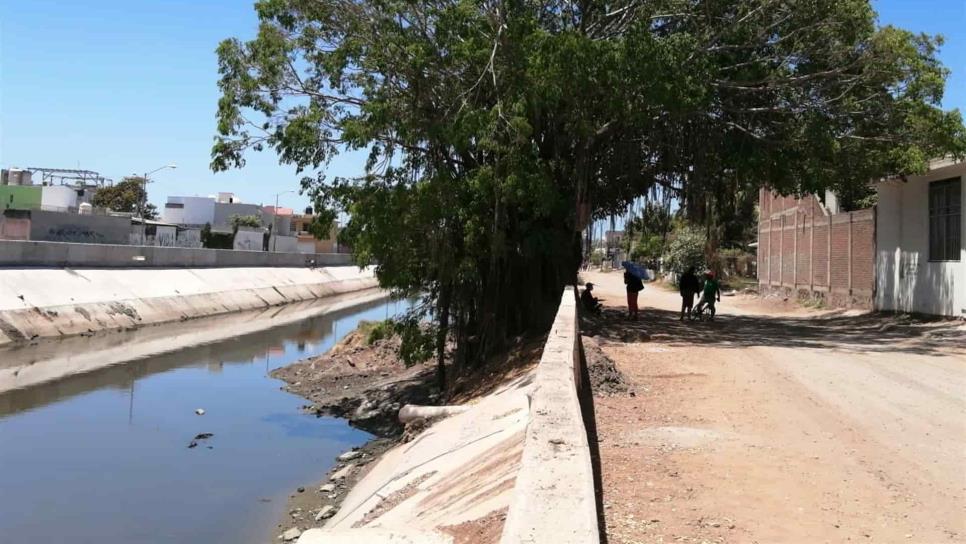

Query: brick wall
[757,189,875,307]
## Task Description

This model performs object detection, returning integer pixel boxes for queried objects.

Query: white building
[876,159,964,317]
[163,196,216,226]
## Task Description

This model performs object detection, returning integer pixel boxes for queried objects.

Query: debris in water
[188,432,214,448]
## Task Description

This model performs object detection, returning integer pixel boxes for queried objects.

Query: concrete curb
[499,287,600,544]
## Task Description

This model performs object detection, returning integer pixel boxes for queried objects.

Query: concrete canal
[0,292,409,543]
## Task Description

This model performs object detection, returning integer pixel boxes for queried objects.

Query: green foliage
[212,0,965,387]
[626,202,673,242]
[662,226,707,281]
[392,314,435,367]
[201,222,234,249]
[358,319,396,345]
[589,248,605,267]
[229,214,262,230]
[92,177,157,219]
[307,215,335,241]
[630,234,663,263]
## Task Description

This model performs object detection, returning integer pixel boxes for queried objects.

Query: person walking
[624,268,644,320]
[678,266,700,320]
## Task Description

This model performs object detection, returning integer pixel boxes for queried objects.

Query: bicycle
[691,300,717,321]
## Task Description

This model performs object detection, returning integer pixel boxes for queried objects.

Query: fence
[757,190,875,307]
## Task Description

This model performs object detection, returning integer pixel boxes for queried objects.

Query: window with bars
[929,178,961,261]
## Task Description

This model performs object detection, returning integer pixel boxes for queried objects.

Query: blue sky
[1,0,964,212]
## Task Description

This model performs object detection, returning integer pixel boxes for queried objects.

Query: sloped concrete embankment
[0,289,387,396]
[0,266,376,348]
[297,287,600,544]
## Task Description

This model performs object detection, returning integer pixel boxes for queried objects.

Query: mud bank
[0,266,376,347]
[271,327,438,436]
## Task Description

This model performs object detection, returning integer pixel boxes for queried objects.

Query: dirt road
[582,271,966,544]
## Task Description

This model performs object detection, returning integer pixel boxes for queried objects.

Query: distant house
[163,196,216,226]
[161,192,302,252]
[876,159,963,317]
[758,159,963,317]
[290,214,342,254]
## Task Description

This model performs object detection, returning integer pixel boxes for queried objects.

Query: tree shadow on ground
[581,305,964,357]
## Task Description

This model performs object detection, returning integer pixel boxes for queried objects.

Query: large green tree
[92,176,158,219]
[212,0,964,387]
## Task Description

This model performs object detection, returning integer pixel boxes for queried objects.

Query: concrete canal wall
[0,239,353,268]
[0,289,387,396]
[0,265,377,347]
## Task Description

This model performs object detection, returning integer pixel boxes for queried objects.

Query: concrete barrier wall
[0,239,353,268]
[0,265,377,347]
[500,287,600,544]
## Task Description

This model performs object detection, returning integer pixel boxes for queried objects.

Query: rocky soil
[271,328,438,437]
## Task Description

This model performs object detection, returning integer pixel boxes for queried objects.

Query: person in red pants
[624,269,644,320]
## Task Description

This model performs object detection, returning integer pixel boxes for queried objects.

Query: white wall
[269,234,298,253]
[164,196,215,226]
[876,161,964,317]
[41,186,78,210]
[297,240,317,254]
[233,227,264,251]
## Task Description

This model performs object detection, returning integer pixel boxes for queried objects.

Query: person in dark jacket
[580,282,602,314]
[624,270,644,320]
[678,267,700,320]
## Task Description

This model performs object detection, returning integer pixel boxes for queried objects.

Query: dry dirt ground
[581,270,966,544]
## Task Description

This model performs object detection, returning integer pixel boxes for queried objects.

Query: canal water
[0,294,408,544]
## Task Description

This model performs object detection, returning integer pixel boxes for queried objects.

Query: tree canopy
[92,176,158,219]
[229,214,263,230]
[213,0,965,386]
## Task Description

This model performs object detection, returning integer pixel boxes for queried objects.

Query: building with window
[876,158,964,317]
[290,213,341,254]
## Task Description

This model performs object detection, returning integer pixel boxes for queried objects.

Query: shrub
[630,234,663,263]
[662,226,707,282]
[358,319,396,344]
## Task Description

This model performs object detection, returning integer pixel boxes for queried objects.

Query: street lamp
[271,189,296,252]
[139,164,176,219]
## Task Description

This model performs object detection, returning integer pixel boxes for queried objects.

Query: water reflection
[0,294,409,544]
[0,294,408,417]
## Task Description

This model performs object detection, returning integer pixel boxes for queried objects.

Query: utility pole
[140,164,176,243]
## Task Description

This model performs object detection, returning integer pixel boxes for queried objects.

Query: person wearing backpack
[678,267,700,321]
[624,269,644,320]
